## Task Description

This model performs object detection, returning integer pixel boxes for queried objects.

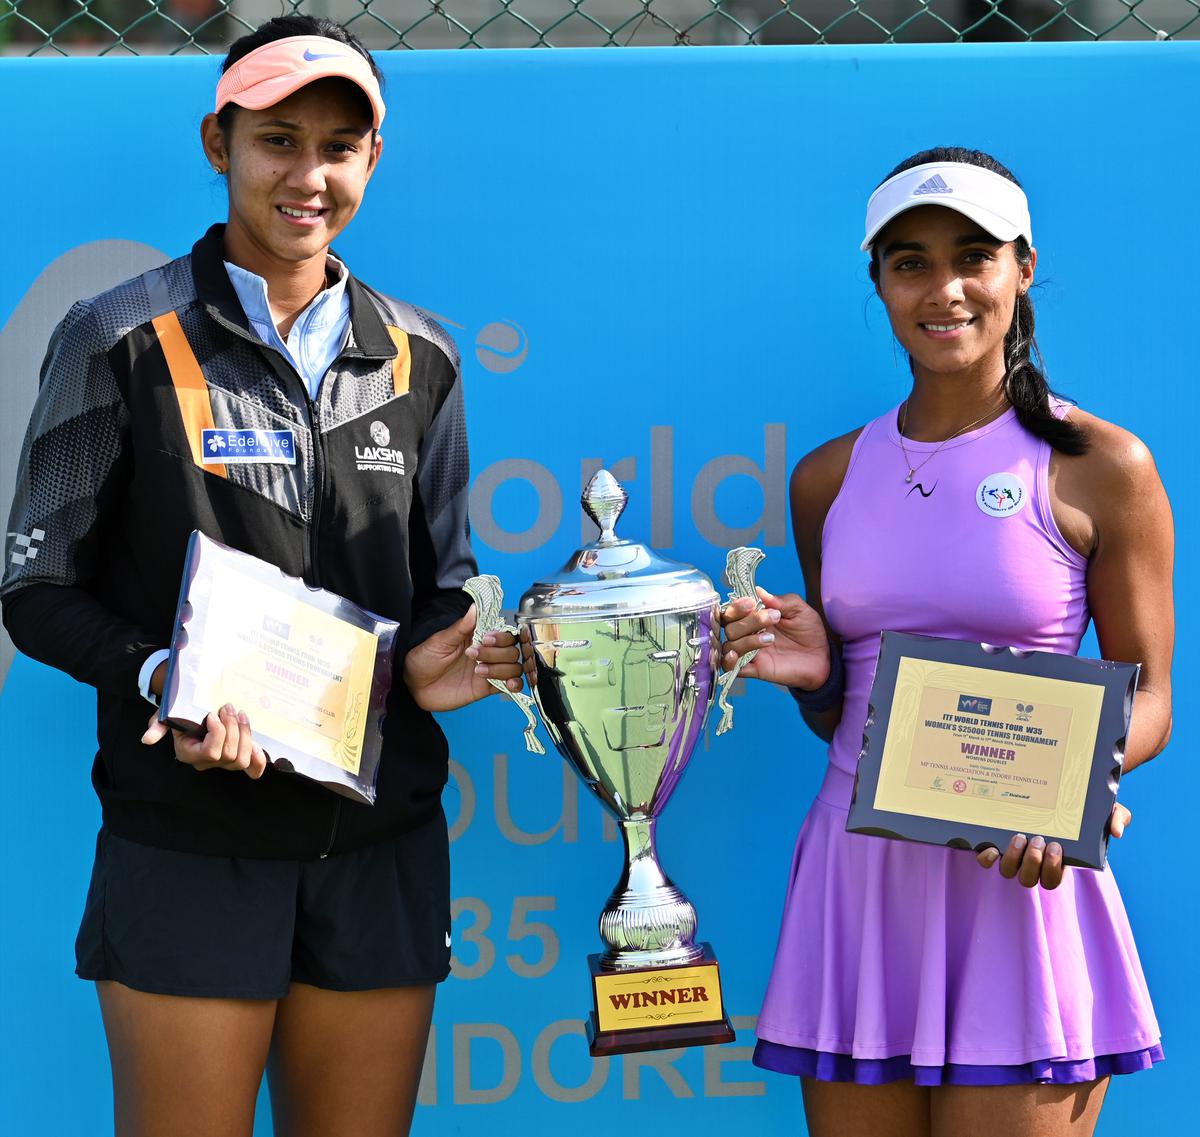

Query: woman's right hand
[720,588,832,690]
[141,704,268,779]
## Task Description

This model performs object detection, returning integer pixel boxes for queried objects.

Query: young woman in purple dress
[721,147,1173,1136]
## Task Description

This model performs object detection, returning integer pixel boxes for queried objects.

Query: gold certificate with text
[873,657,1106,841]
[187,561,379,775]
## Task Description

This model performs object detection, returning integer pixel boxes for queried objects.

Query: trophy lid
[518,470,718,621]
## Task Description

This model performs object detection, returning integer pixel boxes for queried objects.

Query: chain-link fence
[2,0,1198,54]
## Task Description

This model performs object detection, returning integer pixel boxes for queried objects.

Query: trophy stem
[598,817,703,971]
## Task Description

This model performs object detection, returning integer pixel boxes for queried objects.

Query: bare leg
[932,1079,1110,1137]
[803,1078,932,1137]
[268,983,436,1137]
[98,980,277,1137]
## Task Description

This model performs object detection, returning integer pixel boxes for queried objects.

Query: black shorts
[75,811,451,999]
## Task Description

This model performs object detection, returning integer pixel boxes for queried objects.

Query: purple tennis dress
[753,404,1163,1086]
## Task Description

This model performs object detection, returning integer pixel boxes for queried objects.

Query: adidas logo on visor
[913,174,952,196]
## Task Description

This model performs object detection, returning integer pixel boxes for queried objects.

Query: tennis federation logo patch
[976,472,1027,517]
[202,429,295,465]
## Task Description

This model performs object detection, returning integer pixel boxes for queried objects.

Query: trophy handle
[714,546,766,736]
[462,575,545,755]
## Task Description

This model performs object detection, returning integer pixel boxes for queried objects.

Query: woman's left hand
[403,604,524,712]
[974,802,1132,891]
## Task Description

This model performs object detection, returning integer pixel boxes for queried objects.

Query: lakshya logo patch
[356,420,405,476]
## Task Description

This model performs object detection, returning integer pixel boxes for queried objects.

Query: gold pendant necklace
[898,400,1005,483]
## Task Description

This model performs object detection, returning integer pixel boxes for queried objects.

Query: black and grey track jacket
[1,225,477,859]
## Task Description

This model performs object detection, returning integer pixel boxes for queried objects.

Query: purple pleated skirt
[754,765,1163,1086]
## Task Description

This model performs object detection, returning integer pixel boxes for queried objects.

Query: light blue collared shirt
[224,256,351,402]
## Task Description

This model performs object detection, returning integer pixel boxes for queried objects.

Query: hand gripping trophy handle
[461,574,545,755]
[714,545,767,736]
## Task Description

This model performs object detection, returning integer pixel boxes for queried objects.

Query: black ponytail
[1004,243,1087,455]
[868,146,1088,457]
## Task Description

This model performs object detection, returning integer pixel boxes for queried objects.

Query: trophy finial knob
[582,470,628,544]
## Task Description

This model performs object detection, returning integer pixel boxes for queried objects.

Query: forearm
[408,379,477,649]
[2,582,161,695]
[3,297,146,695]
[1122,685,1172,774]
[410,586,473,649]
[407,481,474,648]
[790,635,844,743]
[800,703,843,743]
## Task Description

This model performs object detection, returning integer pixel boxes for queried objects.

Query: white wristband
[138,649,171,708]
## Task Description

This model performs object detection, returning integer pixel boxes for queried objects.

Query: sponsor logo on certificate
[957,694,993,715]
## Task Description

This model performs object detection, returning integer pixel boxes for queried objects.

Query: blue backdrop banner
[1,43,1196,1136]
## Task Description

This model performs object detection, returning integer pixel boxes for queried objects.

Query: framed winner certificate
[846,632,1139,869]
[160,532,399,804]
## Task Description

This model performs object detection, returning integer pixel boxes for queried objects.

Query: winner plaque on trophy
[847,631,1139,869]
[467,471,763,1057]
[160,531,399,804]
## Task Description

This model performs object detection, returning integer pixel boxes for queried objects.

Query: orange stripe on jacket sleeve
[386,325,411,397]
[151,312,228,480]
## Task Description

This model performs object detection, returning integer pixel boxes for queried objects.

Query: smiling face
[874,205,1035,383]
[201,78,381,276]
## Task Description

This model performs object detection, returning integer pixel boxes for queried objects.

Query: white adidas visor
[862,161,1033,252]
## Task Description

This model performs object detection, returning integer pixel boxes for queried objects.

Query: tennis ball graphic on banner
[475,320,529,373]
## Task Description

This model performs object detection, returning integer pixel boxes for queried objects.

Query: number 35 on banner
[451,896,559,980]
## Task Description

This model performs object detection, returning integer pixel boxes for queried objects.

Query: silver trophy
[465,470,764,1055]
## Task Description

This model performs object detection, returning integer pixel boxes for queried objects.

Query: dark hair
[215,15,383,137]
[867,146,1087,457]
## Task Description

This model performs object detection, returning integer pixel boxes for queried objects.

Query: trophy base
[586,942,736,1056]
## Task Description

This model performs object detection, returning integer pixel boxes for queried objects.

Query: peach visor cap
[215,35,385,130]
